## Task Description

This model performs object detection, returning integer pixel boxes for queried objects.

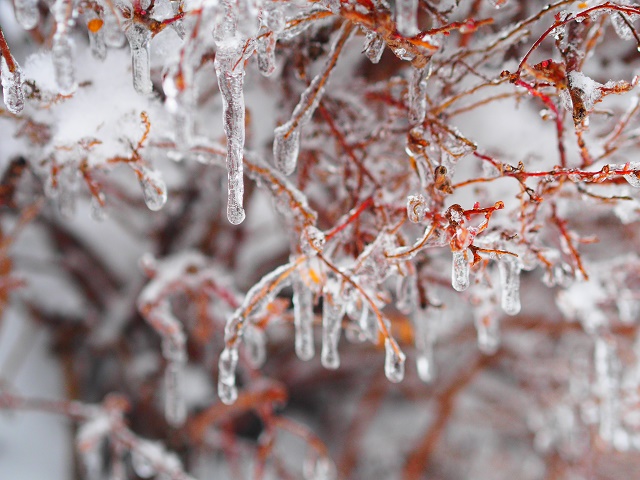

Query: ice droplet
[384,338,406,383]
[362,30,385,64]
[218,347,239,405]
[0,57,24,114]
[215,44,246,225]
[164,360,186,427]
[451,249,470,292]
[408,62,431,125]
[395,0,419,37]
[498,256,521,315]
[138,166,168,211]
[125,22,153,95]
[131,451,156,478]
[14,0,39,30]
[293,276,315,361]
[321,283,345,370]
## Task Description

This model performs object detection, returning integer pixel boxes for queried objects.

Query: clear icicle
[321,283,345,370]
[85,11,107,61]
[396,272,418,314]
[408,62,431,125]
[451,249,470,292]
[363,30,385,64]
[413,306,439,383]
[257,33,277,76]
[293,276,315,361]
[594,337,621,443]
[498,256,521,315]
[125,23,153,95]
[14,0,40,30]
[215,56,246,225]
[273,22,353,175]
[359,304,378,343]
[101,5,126,48]
[138,166,168,211]
[164,359,186,427]
[0,57,24,114]
[52,33,77,95]
[218,346,239,405]
[244,326,267,368]
[475,314,500,354]
[395,0,419,37]
[384,338,406,383]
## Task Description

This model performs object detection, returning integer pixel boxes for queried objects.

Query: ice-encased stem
[0,56,24,114]
[215,57,246,225]
[293,276,315,361]
[273,22,354,176]
[125,23,153,95]
[498,256,521,315]
[14,0,39,30]
[451,249,470,292]
[395,0,419,37]
[408,62,430,125]
[321,287,345,370]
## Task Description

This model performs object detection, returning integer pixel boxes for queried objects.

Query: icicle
[14,0,40,30]
[0,57,24,114]
[85,10,107,61]
[384,338,406,383]
[498,256,521,315]
[138,166,168,211]
[131,451,156,478]
[257,33,277,76]
[90,195,107,221]
[396,272,417,314]
[362,30,385,64]
[218,346,239,405]
[163,66,194,148]
[293,276,315,361]
[305,455,337,480]
[100,4,126,48]
[76,415,111,480]
[244,326,267,368]
[169,0,186,39]
[164,359,186,427]
[321,282,345,370]
[359,304,378,343]
[451,249,470,292]
[594,336,621,443]
[52,0,77,95]
[273,22,354,175]
[125,22,153,95]
[406,194,427,223]
[412,305,439,383]
[408,62,431,125]
[395,0,419,37]
[475,314,500,354]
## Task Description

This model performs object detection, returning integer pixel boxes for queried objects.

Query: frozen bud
[407,194,428,223]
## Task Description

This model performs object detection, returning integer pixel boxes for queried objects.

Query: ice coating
[218,346,239,405]
[1,57,24,114]
[293,275,315,361]
[499,255,522,315]
[125,22,153,95]
[452,249,470,292]
[384,338,406,383]
[14,0,40,30]
[395,0,419,37]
